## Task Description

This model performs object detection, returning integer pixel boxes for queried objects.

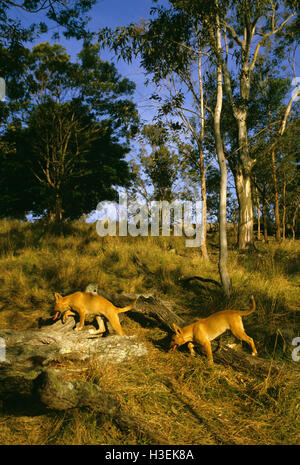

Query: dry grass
[0,219,299,445]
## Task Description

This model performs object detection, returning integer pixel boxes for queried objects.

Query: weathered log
[0,315,147,405]
[213,345,280,378]
[178,276,222,288]
[106,292,185,331]
[0,318,147,366]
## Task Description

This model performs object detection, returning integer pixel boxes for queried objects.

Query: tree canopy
[0,42,138,221]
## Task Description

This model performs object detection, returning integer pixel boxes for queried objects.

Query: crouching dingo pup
[170,296,257,363]
[53,292,137,336]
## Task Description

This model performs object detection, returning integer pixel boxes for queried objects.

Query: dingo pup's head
[169,323,186,352]
[53,292,70,320]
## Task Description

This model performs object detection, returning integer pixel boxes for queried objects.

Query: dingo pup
[53,292,137,336]
[170,296,257,363]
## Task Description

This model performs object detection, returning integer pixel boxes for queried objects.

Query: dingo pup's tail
[117,298,138,314]
[239,295,256,316]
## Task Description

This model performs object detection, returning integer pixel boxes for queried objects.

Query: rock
[36,368,120,413]
[35,368,164,443]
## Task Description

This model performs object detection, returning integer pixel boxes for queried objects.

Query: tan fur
[170,296,257,363]
[53,291,137,336]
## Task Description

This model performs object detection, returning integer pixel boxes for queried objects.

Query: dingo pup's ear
[173,323,182,335]
[54,292,62,302]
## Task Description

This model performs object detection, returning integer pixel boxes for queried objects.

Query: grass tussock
[0,219,299,445]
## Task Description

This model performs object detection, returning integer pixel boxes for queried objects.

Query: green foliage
[248,67,299,232]
[0,1,96,126]
[0,42,138,221]
[99,0,299,204]
[0,1,95,41]
[132,123,180,203]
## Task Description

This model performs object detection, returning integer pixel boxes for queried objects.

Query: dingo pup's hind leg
[230,318,258,356]
[201,340,214,364]
[107,314,124,336]
[89,316,106,335]
[238,331,257,356]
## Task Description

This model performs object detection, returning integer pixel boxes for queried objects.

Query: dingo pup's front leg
[75,310,85,331]
[187,342,196,357]
[62,309,76,324]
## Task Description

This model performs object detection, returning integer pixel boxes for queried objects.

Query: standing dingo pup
[53,292,137,336]
[170,296,257,363]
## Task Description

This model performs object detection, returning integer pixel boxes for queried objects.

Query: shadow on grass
[1,395,48,417]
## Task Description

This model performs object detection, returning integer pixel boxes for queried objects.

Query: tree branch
[249,13,295,73]
[4,0,49,13]
[223,22,243,48]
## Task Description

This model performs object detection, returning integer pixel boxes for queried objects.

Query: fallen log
[36,368,120,412]
[178,276,222,288]
[213,345,280,378]
[0,316,147,405]
[106,292,185,331]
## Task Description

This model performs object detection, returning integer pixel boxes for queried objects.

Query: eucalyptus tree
[99,3,216,262]
[251,107,300,241]
[98,0,299,292]
[212,0,298,248]
[0,0,95,43]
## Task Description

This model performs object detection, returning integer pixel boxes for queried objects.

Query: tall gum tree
[216,0,297,249]
[154,0,298,249]
[213,6,232,295]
